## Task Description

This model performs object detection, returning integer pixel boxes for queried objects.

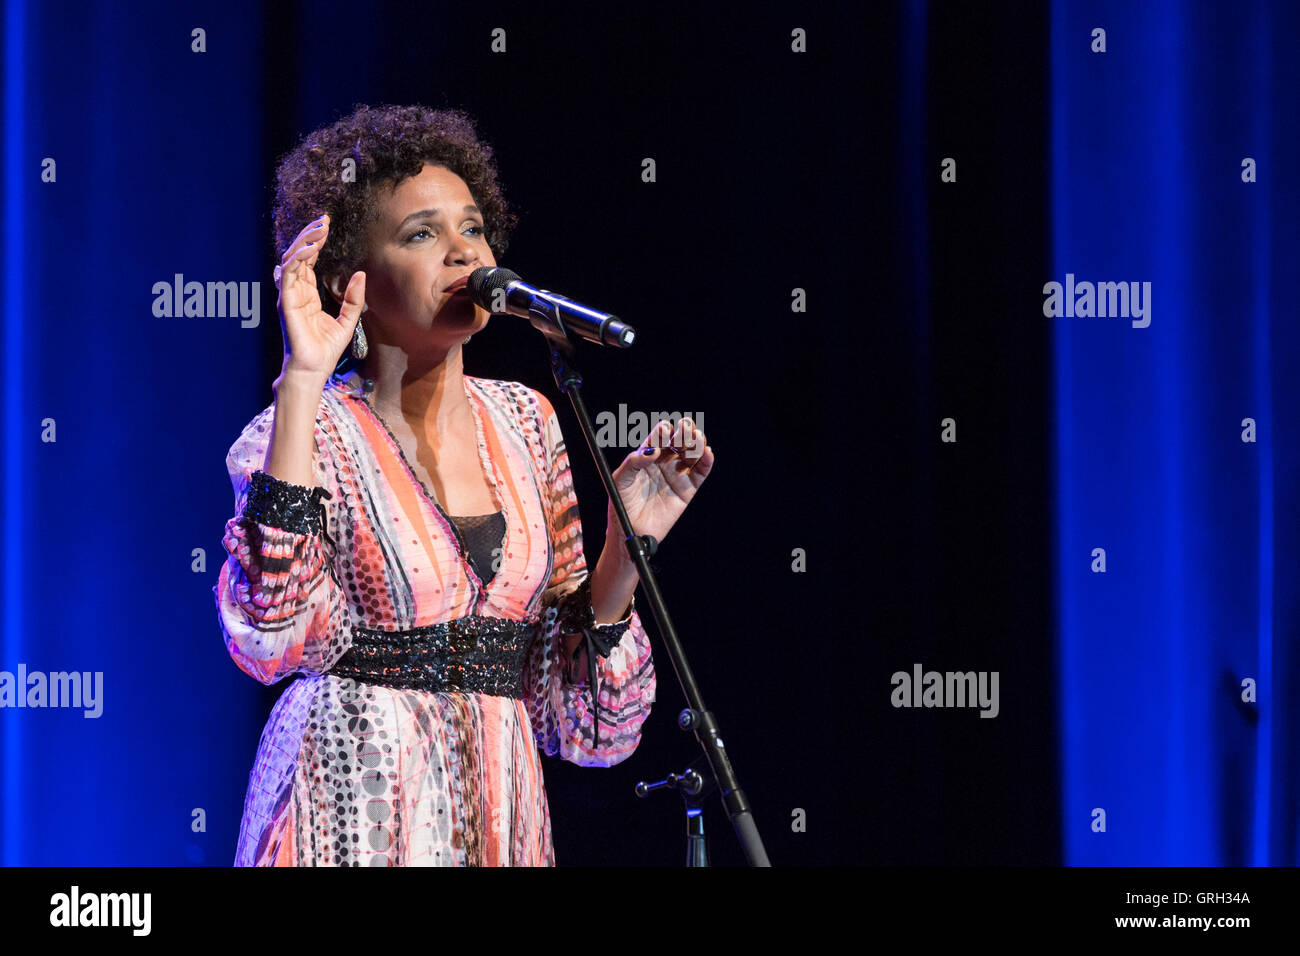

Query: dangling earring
[352,307,369,360]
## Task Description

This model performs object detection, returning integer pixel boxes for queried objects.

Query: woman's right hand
[276,213,366,382]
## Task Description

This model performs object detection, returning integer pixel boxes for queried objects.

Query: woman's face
[349,163,497,354]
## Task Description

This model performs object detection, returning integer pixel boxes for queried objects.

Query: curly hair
[271,103,519,324]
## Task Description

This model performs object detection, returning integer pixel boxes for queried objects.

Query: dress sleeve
[213,402,354,685]
[523,390,657,767]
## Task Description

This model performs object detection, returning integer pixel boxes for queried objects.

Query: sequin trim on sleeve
[242,469,333,538]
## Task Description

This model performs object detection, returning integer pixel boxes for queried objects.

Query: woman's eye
[407,224,484,242]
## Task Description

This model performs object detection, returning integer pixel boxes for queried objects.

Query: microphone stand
[529,298,771,867]
[635,757,714,866]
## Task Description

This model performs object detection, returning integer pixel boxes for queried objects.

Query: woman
[214,104,713,866]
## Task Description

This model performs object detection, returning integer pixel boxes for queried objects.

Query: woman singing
[213,104,714,865]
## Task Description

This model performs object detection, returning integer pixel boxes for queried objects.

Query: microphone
[468,266,637,348]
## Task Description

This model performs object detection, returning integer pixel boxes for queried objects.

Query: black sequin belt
[326,616,535,699]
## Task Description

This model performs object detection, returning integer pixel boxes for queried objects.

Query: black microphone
[468,266,637,348]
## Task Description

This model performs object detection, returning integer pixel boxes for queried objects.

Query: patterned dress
[213,369,656,865]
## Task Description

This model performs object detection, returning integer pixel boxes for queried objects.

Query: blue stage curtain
[1052,0,1300,865]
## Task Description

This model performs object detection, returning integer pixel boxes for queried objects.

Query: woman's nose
[448,237,478,264]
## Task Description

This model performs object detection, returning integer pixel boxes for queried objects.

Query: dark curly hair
[270,103,519,353]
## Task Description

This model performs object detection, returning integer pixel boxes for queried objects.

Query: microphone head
[468,266,520,312]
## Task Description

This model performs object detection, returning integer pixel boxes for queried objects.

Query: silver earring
[352,310,369,360]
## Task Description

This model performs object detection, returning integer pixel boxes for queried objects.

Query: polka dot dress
[215,370,655,865]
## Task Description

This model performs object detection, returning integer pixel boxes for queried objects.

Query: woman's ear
[323,272,346,308]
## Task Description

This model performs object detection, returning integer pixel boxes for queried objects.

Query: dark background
[259,0,1058,866]
[3,0,1295,867]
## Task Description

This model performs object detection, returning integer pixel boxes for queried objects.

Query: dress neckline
[331,369,509,605]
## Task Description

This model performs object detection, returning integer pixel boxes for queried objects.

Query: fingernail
[642,448,656,455]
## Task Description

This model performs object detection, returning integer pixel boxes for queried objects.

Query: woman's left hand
[607,418,714,546]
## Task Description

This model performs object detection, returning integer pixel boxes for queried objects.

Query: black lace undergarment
[445,511,507,586]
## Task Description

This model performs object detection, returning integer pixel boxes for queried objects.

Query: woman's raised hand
[607,417,714,547]
[275,213,366,381]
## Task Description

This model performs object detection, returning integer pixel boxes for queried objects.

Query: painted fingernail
[642,447,656,455]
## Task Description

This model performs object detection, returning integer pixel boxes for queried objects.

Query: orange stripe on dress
[473,392,536,585]
[273,820,295,866]
[351,406,450,609]
[479,694,507,866]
